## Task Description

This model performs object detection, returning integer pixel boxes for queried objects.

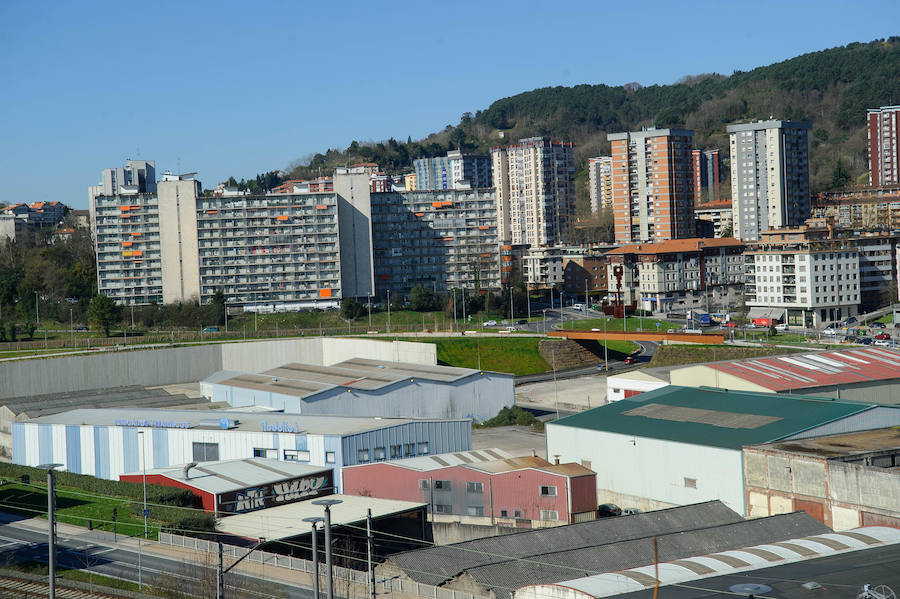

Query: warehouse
[204,357,514,421]
[119,458,334,516]
[669,346,900,404]
[12,408,471,488]
[545,386,900,515]
[342,448,597,527]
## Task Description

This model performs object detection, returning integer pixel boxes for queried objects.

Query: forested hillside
[227,38,900,216]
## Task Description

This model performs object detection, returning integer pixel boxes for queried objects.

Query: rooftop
[26,408,461,436]
[605,238,743,256]
[549,386,879,450]
[212,357,500,398]
[701,346,900,392]
[121,458,332,496]
[354,448,594,477]
[216,494,426,541]
[754,427,900,458]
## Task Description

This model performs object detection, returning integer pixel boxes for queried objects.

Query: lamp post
[303,516,325,599]
[137,431,148,538]
[35,291,39,327]
[69,308,74,347]
[38,463,63,599]
[387,290,391,334]
[312,498,343,599]
[368,294,372,329]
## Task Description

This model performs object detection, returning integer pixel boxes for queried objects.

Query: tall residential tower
[868,105,900,187]
[608,128,695,244]
[588,156,613,215]
[727,120,811,241]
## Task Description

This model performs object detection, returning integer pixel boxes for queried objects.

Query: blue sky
[2,0,898,208]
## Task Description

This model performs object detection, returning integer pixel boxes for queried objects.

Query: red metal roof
[707,347,900,391]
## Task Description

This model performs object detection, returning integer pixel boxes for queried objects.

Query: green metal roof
[551,386,879,450]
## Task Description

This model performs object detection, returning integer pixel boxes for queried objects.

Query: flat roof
[753,427,900,458]
[216,494,426,541]
[26,408,465,436]
[605,237,743,256]
[354,448,594,477]
[121,458,331,495]
[726,119,811,131]
[213,357,502,399]
[699,347,900,392]
[550,386,878,450]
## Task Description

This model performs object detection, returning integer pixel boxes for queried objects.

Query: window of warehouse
[467,482,484,494]
[193,442,219,462]
[540,485,557,496]
[541,510,559,521]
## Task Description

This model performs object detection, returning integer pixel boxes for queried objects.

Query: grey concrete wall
[431,521,519,545]
[0,338,436,400]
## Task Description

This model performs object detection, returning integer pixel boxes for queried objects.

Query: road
[0,517,313,598]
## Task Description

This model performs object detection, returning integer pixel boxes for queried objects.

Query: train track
[0,573,127,599]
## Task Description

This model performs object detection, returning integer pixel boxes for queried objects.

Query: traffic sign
[142,509,150,517]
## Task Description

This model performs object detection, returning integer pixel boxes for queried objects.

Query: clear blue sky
[2,0,898,209]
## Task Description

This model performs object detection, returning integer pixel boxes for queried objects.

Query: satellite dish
[858,585,897,599]
[729,584,772,596]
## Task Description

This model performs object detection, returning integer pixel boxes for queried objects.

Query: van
[775,323,789,332]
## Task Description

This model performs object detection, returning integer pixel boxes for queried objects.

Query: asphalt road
[0,521,313,598]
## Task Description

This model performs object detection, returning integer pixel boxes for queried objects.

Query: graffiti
[234,488,265,512]
[273,475,328,502]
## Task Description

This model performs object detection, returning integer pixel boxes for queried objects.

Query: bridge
[547,329,725,344]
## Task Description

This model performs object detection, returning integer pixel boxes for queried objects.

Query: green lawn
[0,483,166,540]
[600,340,640,358]
[877,313,894,324]
[396,337,550,375]
[562,316,680,332]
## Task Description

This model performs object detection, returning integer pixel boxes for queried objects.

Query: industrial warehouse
[12,408,471,488]
[203,357,514,421]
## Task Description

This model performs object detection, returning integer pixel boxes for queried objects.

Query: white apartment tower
[867,105,900,187]
[727,120,811,242]
[588,156,613,214]
[491,137,575,247]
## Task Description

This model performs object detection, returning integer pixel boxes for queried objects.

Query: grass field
[877,313,894,324]
[599,339,640,358]
[562,316,680,332]
[649,344,804,367]
[394,337,550,375]
[0,483,169,540]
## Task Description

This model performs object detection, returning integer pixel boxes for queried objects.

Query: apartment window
[514,510,523,518]
[284,449,311,462]
[433,504,452,514]
[192,442,219,462]
[540,510,559,521]
[684,477,698,489]
[467,482,484,494]
[540,486,557,496]
[466,506,485,517]
[419,479,429,490]
[500,509,508,517]
[325,451,335,464]
[434,480,451,491]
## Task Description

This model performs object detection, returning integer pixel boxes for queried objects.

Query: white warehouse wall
[546,424,745,514]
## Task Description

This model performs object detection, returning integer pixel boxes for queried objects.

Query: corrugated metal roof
[452,512,827,599]
[386,501,743,589]
[121,458,331,495]
[519,526,900,599]
[550,386,879,450]
[703,347,900,392]
[362,449,514,472]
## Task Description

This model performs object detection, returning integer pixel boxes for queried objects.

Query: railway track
[0,573,127,599]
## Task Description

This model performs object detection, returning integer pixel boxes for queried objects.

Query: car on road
[872,322,887,328]
[724,322,738,328]
[666,328,675,333]
[203,326,219,332]
[483,320,497,327]
[572,304,584,311]
[624,356,637,365]
[841,316,858,326]
[516,319,528,325]
[875,332,892,340]
[775,323,790,331]
[75,326,88,331]
[597,503,622,518]
[823,327,839,335]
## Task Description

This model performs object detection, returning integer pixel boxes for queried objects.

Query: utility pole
[217,541,224,599]
[509,287,514,321]
[39,463,62,599]
[367,509,376,599]
[138,431,148,538]
[303,517,324,599]
[368,295,372,329]
[312,498,343,599]
[387,290,391,334]
[35,291,39,327]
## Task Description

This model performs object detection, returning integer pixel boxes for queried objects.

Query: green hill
[232,38,900,214]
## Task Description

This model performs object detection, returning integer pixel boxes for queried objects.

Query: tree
[409,284,439,311]
[88,294,121,337]
[208,289,226,325]
[340,297,364,320]
[23,321,36,341]
[719,221,734,238]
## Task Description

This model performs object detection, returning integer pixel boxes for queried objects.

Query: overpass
[547,329,725,344]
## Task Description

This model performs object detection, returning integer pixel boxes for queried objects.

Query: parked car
[775,323,789,332]
[483,320,497,327]
[516,319,528,325]
[872,322,887,329]
[666,328,675,333]
[683,327,703,334]
[842,316,858,326]
[203,326,219,332]
[875,339,891,346]
[859,337,873,345]
[75,326,88,332]
[875,332,892,340]
[622,508,642,516]
[597,504,622,518]
[723,322,738,328]
[823,327,839,336]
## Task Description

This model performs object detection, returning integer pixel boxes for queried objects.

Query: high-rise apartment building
[91,165,373,307]
[371,188,500,296]
[727,120,811,242]
[692,149,721,204]
[608,128,695,244]
[867,105,900,187]
[491,136,575,247]
[588,156,613,214]
[414,151,492,191]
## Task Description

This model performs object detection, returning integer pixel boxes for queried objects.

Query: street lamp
[303,516,325,599]
[137,431,148,538]
[387,290,391,334]
[38,463,63,599]
[35,291,39,327]
[312,498,343,599]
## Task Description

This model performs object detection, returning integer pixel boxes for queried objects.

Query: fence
[159,532,491,599]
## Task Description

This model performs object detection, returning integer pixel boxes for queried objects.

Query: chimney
[531,448,537,457]
[553,454,561,465]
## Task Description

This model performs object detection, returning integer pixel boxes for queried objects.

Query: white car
[775,323,789,332]
[875,339,891,346]
[823,328,838,335]
[483,320,497,327]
